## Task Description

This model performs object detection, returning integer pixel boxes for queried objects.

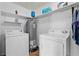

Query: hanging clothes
[72,10,79,45]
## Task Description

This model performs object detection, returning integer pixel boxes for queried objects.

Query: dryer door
[39,37,64,56]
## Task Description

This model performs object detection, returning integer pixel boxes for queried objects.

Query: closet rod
[34,2,79,19]
[1,11,32,20]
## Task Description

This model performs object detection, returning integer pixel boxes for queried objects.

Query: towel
[72,10,79,45]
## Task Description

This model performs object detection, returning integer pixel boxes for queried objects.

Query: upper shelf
[1,11,32,20]
[1,21,21,27]
[34,2,79,19]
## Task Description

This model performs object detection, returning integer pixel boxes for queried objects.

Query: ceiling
[13,2,50,10]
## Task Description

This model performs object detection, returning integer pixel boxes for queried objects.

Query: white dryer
[6,30,29,56]
[39,32,70,56]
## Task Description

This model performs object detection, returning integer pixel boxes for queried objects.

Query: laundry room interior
[0,2,79,56]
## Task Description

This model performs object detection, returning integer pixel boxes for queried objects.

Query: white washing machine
[39,32,70,56]
[6,30,29,56]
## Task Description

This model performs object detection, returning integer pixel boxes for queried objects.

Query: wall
[0,2,31,22]
[37,15,51,34]
[37,8,72,34]
[49,9,72,33]
[0,2,31,17]
[0,2,31,55]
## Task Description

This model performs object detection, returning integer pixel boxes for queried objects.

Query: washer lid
[40,32,69,40]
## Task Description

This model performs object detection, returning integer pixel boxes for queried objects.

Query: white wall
[0,2,32,32]
[0,2,31,17]
[37,15,51,34]
[0,2,31,22]
[37,9,72,34]
[49,9,72,33]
